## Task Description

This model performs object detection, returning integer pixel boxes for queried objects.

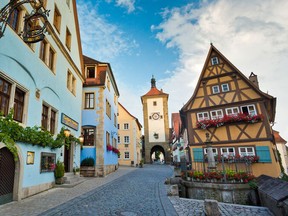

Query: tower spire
[151,75,156,88]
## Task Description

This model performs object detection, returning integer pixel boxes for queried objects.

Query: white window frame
[124,151,130,159]
[124,136,130,144]
[124,123,129,130]
[204,148,218,156]
[225,107,239,116]
[212,85,220,94]
[241,105,256,116]
[117,136,120,144]
[238,147,255,156]
[197,112,209,121]
[221,83,229,92]
[211,57,219,65]
[220,147,235,158]
[210,109,223,120]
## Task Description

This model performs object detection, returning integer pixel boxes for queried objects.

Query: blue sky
[77,0,288,142]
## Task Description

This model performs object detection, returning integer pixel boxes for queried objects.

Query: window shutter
[193,148,203,162]
[256,146,272,163]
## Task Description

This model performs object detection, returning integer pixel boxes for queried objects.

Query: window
[220,147,235,158]
[106,131,110,145]
[124,123,129,130]
[212,85,220,94]
[107,78,110,91]
[241,105,256,116]
[203,148,218,156]
[211,57,219,65]
[117,136,120,143]
[114,114,117,126]
[85,93,94,109]
[13,88,25,122]
[41,103,57,134]
[197,112,209,121]
[65,27,71,50]
[124,136,130,144]
[238,147,255,156]
[0,76,27,123]
[125,144,129,148]
[39,40,47,62]
[0,77,11,116]
[124,152,130,159]
[86,67,95,78]
[210,110,223,120]
[106,99,111,118]
[226,107,239,116]
[153,101,157,106]
[53,5,61,33]
[7,7,21,33]
[83,128,95,146]
[40,152,56,173]
[48,47,55,71]
[113,138,117,148]
[67,70,76,95]
[117,124,120,129]
[221,83,229,92]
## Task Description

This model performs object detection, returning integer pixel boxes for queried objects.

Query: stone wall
[257,175,288,216]
[181,181,253,205]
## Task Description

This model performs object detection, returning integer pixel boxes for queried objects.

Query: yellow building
[118,103,142,166]
[180,44,280,177]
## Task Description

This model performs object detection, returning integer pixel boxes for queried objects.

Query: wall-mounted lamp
[79,134,84,143]
[153,133,159,139]
[63,128,71,137]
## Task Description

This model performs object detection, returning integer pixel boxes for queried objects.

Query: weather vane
[0,0,49,43]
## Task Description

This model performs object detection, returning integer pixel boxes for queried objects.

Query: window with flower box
[241,105,256,116]
[220,147,235,158]
[197,112,209,121]
[210,110,223,119]
[238,147,255,156]
[226,107,239,116]
[203,148,218,156]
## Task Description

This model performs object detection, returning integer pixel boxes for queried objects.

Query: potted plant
[139,159,144,168]
[80,157,95,177]
[73,166,80,175]
[54,160,65,184]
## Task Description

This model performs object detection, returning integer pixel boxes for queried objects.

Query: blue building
[81,55,120,176]
[0,0,84,203]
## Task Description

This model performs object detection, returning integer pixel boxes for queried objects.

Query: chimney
[249,72,259,88]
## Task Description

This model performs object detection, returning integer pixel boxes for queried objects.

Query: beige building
[118,103,142,166]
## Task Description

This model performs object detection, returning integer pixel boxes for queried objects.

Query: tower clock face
[152,112,160,120]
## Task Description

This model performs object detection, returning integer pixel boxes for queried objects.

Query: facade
[0,0,84,203]
[81,55,119,177]
[274,130,288,174]
[118,102,142,167]
[170,113,185,162]
[141,76,170,164]
[180,44,280,177]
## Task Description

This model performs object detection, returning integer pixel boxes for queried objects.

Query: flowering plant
[196,113,263,129]
[106,144,113,151]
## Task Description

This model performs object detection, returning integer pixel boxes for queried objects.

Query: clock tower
[141,76,170,164]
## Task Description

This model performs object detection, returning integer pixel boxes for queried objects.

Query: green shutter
[193,148,204,162]
[256,146,272,163]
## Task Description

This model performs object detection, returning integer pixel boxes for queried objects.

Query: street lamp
[78,134,84,144]
[205,132,216,171]
[0,0,49,42]
[63,128,71,137]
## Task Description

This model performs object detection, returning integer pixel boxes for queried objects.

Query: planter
[80,166,95,177]
[55,177,64,185]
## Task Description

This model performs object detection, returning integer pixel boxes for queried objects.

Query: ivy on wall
[0,110,80,161]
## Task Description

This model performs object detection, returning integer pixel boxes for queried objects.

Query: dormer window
[212,85,220,94]
[86,66,95,78]
[211,56,219,65]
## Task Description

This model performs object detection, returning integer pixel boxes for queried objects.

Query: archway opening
[150,145,165,164]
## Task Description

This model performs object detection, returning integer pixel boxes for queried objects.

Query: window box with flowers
[196,113,263,129]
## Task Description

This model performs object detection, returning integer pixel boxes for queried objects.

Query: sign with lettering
[61,113,79,131]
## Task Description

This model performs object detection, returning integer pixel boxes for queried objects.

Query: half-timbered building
[180,44,280,177]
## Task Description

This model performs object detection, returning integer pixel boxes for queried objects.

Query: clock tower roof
[141,76,168,99]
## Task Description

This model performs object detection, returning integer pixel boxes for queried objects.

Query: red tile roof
[273,130,287,144]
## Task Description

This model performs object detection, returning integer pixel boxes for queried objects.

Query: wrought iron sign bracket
[0,0,49,43]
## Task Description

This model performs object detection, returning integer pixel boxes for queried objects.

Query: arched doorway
[150,145,165,164]
[0,147,15,205]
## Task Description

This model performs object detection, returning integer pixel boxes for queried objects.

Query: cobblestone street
[0,165,273,216]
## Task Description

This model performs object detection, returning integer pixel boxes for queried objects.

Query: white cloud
[153,0,288,139]
[115,0,136,13]
[77,1,134,61]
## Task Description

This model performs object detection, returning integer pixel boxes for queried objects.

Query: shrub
[81,157,95,166]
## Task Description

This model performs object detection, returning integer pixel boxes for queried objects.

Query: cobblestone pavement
[0,165,274,216]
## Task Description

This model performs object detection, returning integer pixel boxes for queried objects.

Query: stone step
[55,172,86,188]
